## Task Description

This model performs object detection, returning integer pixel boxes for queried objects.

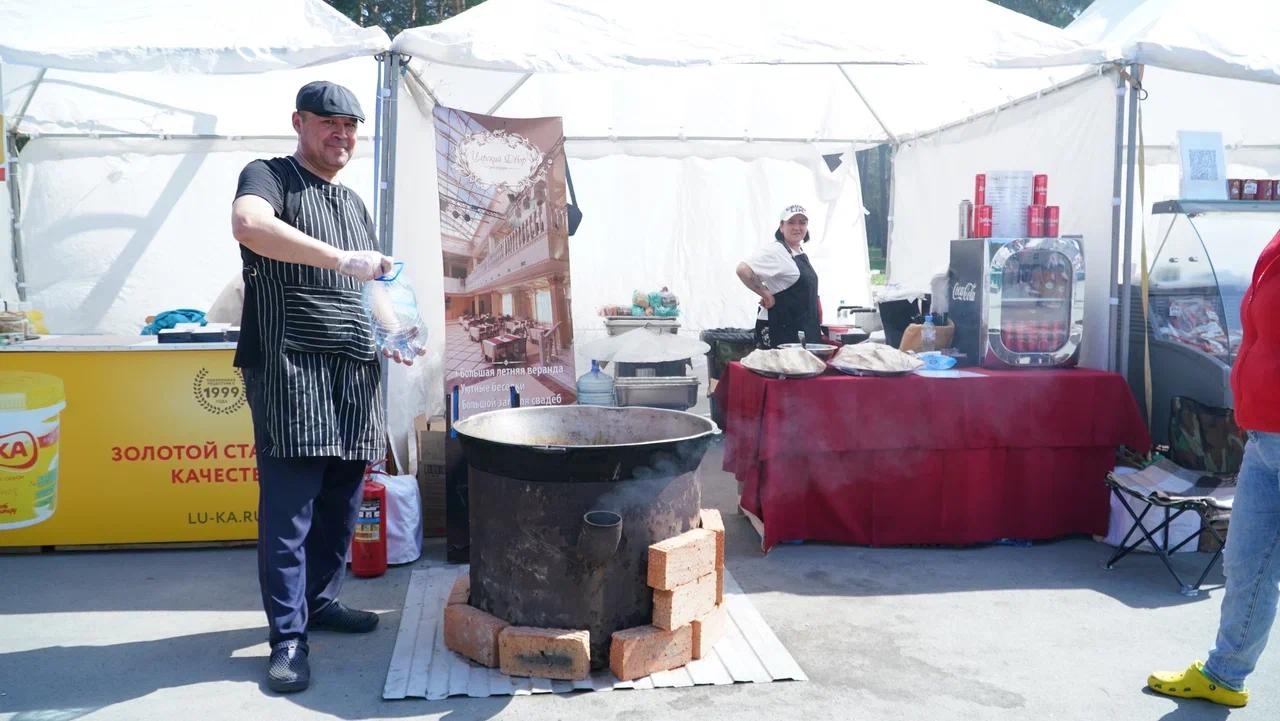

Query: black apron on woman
[754,239,821,348]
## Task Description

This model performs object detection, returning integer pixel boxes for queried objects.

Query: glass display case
[948,236,1086,368]
[1128,200,1280,444]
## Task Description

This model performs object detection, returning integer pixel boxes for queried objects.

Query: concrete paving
[2,442,1276,720]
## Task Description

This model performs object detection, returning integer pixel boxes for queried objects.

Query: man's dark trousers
[255,452,366,644]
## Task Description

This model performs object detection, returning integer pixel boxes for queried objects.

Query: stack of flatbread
[831,343,923,375]
[741,347,828,377]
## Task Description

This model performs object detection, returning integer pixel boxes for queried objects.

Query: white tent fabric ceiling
[1064,0,1280,85]
[392,0,1091,72]
[0,0,388,74]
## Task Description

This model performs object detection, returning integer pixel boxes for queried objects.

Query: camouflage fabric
[1169,396,1247,474]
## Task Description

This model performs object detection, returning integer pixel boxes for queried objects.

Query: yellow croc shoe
[1148,661,1248,708]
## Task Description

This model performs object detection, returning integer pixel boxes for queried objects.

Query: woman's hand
[759,291,776,309]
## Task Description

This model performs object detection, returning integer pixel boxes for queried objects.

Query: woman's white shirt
[745,241,804,320]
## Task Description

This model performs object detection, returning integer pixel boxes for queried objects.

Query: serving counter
[0,336,257,547]
[716,361,1149,551]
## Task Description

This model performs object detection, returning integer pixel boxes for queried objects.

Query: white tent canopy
[385,0,1096,444]
[0,0,388,74]
[393,0,1090,72]
[1059,0,1280,84]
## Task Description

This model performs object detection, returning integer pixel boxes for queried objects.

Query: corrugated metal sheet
[383,565,807,700]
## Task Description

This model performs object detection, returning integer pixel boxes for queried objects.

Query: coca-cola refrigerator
[947,236,1085,368]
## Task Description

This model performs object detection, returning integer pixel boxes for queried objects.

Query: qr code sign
[1188,150,1220,181]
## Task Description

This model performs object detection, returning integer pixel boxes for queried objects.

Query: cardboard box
[1200,517,1229,553]
[899,319,955,352]
[416,414,448,537]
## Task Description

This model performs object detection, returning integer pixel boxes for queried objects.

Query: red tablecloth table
[715,362,1150,550]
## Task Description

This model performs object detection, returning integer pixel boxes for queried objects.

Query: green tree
[327,1,1092,38]
[990,0,1094,28]
[324,0,486,37]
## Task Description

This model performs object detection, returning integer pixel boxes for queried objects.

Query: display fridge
[1127,200,1280,445]
[948,236,1086,368]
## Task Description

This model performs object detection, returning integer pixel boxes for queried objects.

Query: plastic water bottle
[361,262,428,359]
[576,360,616,406]
[921,313,937,352]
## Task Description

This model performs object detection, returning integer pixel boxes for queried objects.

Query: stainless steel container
[603,318,681,336]
[613,375,700,410]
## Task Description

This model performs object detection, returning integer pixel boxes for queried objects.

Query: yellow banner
[0,349,257,546]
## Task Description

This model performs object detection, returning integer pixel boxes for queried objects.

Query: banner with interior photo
[432,107,576,560]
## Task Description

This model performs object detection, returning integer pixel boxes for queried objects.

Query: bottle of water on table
[921,313,936,352]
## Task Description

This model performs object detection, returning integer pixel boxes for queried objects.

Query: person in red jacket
[1148,229,1280,708]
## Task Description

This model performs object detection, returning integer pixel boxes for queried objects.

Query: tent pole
[372,53,385,230]
[885,142,897,283]
[377,53,402,257]
[5,131,24,302]
[0,65,43,302]
[1107,65,1125,373]
[1117,64,1142,382]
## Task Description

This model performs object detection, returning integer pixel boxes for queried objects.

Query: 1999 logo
[193,368,247,415]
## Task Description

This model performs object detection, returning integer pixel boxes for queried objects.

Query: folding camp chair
[1104,473,1229,596]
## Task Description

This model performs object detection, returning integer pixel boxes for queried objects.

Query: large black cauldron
[453,405,719,668]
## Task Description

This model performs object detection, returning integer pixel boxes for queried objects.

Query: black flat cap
[296,81,365,122]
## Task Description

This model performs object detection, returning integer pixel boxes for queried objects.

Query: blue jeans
[1204,430,1280,689]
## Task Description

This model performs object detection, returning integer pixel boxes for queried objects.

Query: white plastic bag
[382,472,423,565]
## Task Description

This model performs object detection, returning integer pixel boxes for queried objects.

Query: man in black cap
[230,80,403,693]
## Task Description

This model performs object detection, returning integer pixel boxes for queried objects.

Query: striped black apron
[241,157,385,461]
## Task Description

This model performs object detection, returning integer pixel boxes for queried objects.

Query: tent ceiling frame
[486,73,531,115]
[837,65,898,145]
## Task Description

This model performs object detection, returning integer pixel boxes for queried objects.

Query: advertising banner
[432,107,577,560]
[0,349,257,546]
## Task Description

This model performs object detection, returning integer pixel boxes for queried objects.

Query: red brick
[443,603,508,668]
[498,626,591,680]
[609,624,693,681]
[691,604,728,660]
[699,508,726,604]
[447,573,470,606]
[652,572,717,630]
[648,528,716,590]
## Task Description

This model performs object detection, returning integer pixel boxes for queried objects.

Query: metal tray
[613,375,700,410]
[830,363,914,377]
[603,318,681,336]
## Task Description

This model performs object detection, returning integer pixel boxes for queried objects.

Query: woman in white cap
[735,204,821,348]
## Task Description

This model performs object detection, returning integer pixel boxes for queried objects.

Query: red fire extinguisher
[351,468,387,578]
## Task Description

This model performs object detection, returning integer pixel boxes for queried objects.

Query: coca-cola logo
[952,282,977,302]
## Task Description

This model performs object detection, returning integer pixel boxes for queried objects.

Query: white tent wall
[385,79,447,474]
[563,148,870,372]
[17,137,375,334]
[888,70,1118,370]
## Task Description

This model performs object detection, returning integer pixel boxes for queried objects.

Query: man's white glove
[335,250,393,281]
